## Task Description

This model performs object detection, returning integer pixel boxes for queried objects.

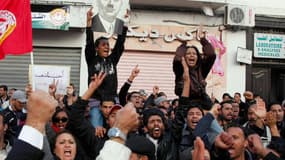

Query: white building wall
[224,30,246,100]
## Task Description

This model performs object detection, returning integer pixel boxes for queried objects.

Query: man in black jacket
[142,108,177,160]
[85,8,128,128]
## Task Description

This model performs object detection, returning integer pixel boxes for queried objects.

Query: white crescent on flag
[0,10,16,45]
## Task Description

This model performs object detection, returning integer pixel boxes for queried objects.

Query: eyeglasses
[131,95,141,98]
[54,117,68,123]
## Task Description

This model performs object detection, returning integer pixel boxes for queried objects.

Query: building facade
[0,0,284,103]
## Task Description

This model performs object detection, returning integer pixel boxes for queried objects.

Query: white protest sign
[29,65,70,95]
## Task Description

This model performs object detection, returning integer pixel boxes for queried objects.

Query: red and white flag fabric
[0,0,33,60]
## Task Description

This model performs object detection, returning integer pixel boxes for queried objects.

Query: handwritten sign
[254,33,285,59]
[29,65,70,94]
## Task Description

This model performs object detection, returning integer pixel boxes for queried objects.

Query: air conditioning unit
[224,4,255,27]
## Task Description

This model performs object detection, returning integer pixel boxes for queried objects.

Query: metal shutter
[0,47,81,95]
[117,51,177,99]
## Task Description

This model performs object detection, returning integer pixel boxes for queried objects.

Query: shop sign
[254,33,285,59]
[32,7,69,30]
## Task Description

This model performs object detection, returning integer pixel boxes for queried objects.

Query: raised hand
[265,111,277,128]
[26,90,58,133]
[214,132,233,150]
[89,72,106,90]
[182,57,190,82]
[113,102,139,135]
[192,137,207,160]
[49,79,59,97]
[175,42,187,61]
[209,103,221,119]
[82,72,106,100]
[129,65,140,81]
[254,98,267,119]
[87,7,93,27]
[123,7,131,25]
[153,85,159,96]
[243,91,254,101]
[247,134,269,157]
[197,24,207,40]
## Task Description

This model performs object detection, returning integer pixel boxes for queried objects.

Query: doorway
[271,68,285,103]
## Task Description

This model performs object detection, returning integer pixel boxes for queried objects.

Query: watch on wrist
[107,127,127,141]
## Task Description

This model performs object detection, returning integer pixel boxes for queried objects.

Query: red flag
[0,0,32,59]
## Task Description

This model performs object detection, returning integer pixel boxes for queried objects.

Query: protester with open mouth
[52,130,77,160]
[173,26,216,110]
[172,57,205,160]
[142,108,177,160]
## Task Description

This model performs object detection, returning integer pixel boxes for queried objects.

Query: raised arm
[199,27,216,78]
[6,90,58,160]
[172,57,190,141]
[66,72,106,159]
[173,42,187,77]
[119,65,140,106]
[109,26,128,65]
[85,8,96,65]
[96,103,139,160]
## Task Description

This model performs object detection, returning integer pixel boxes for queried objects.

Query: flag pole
[30,51,34,65]
[30,52,35,90]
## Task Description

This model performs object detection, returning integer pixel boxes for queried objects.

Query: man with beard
[218,100,234,129]
[243,102,271,147]
[142,108,177,160]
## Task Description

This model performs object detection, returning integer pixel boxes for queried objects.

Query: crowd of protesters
[0,8,285,160]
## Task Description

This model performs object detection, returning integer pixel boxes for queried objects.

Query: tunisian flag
[0,0,32,60]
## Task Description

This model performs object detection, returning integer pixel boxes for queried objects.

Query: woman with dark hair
[51,130,77,160]
[173,30,216,110]
[51,108,69,133]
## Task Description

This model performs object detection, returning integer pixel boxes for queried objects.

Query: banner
[32,7,70,30]
[0,0,32,59]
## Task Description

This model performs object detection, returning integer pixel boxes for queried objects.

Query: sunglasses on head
[54,117,68,123]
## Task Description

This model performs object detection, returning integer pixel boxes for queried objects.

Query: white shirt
[98,15,116,34]
[0,141,11,159]
[96,140,131,160]
[18,125,44,149]
[146,134,158,158]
